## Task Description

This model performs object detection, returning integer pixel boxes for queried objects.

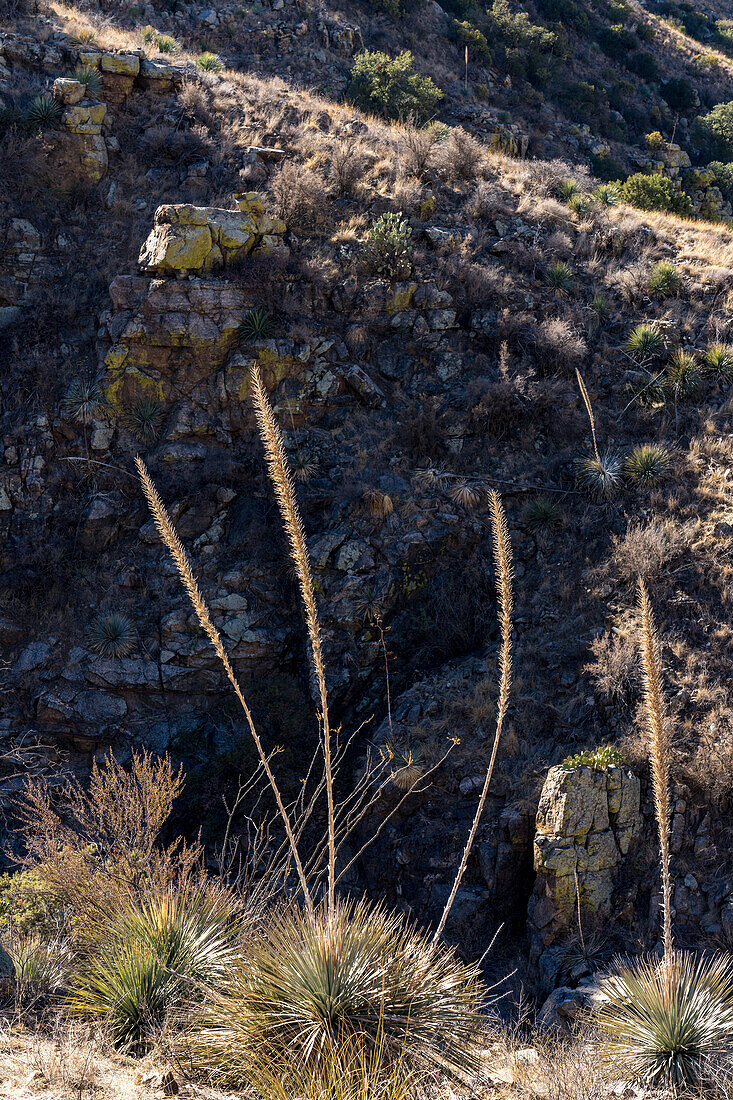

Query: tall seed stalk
[638,579,673,962]
[433,490,513,942]
[135,457,314,916]
[576,367,601,464]
[250,366,337,918]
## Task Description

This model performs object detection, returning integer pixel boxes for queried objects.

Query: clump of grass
[561,745,624,770]
[183,897,484,1084]
[626,323,664,361]
[625,443,670,483]
[546,260,573,292]
[590,292,610,318]
[241,308,272,341]
[290,450,320,482]
[364,489,394,519]
[124,396,165,444]
[197,51,224,72]
[522,495,561,533]
[4,932,67,998]
[704,342,733,385]
[71,63,103,98]
[87,613,136,658]
[142,26,180,53]
[647,261,680,298]
[68,884,241,1051]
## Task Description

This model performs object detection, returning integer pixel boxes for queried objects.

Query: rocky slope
[2,0,733,1003]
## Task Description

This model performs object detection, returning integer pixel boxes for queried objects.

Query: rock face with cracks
[528,764,642,963]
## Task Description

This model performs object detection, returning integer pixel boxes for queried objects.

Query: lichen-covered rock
[138,199,287,275]
[53,77,85,105]
[528,763,641,962]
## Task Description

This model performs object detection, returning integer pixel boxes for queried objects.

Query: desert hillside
[2,0,733,1094]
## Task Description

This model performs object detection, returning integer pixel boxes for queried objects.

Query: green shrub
[635,21,655,42]
[694,101,733,158]
[661,76,696,112]
[561,744,625,770]
[706,161,733,199]
[647,261,680,297]
[348,50,442,121]
[617,173,692,217]
[598,24,636,59]
[629,51,658,80]
[485,0,561,86]
[594,952,733,1090]
[452,20,491,63]
[364,212,413,277]
[183,898,484,1085]
[522,495,562,533]
[197,51,224,72]
[0,870,61,936]
[68,884,241,1051]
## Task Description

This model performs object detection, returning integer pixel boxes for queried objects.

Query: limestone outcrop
[137,197,288,276]
[528,763,642,962]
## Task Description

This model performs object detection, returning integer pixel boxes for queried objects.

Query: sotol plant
[197,51,223,72]
[124,395,165,444]
[705,342,733,385]
[71,63,103,98]
[625,443,670,483]
[546,260,573,292]
[647,261,680,298]
[626,323,664,362]
[241,308,272,342]
[87,613,136,658]
[594,584,733,1089]
[574,369,622,500]
[25,93,62,130]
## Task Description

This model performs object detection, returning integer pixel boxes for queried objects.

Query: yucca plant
[449,480,483,509]
[290,450,320,482]
[664,348,701,399]
[558,931,608,985]
[25,93,62,130]
[240,1031,421,1100]
[61,377,108,424]
[183,897,484,1085]
[647,261,680,298]
[197,51,224,72]
[590,292,610,319]
[522,494,561,533]
[546,260,573,292]
[626,323,664,362]
[625,443,670,483]
[574,368,621,500]
[592,183,619,206]
[68,884,241,1051]
[595,952,733,1090]
[555,179,579,202]
[71,63,103,98]
[241,308,272,342]
[704,342,733,385]
[4,932,68,996]
[87,613,136,658]
[124,395,165,444]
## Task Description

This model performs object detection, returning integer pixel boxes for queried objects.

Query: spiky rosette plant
[625,443,670,483]
[546,260,573,292]
[241,308,272,342]
[68,884,242,1051]
[61,377,108,425]
[182,897,484,1085]
[664,348,701,400]
[704,343,733,386]
[626,323,664,362]
[522,495,561,533]
[594,952,733,1090]
[384,743,426,790]
[25,93,62,130]
[71,63,102,98]
[87,613,136,658]
[124,395,165,445]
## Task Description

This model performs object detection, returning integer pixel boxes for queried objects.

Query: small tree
[694,100,733,158]
[348,50,442,122]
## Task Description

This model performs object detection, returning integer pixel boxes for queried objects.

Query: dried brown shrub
[535,317,587,373]
[269,161,329,231]
[610,519,693,584]
[398,125,438,178]
[436,127,484,182]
